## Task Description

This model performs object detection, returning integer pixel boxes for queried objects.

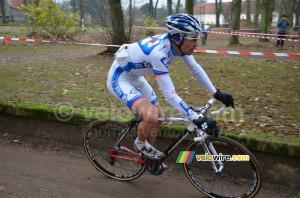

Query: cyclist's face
[181,34,200,55]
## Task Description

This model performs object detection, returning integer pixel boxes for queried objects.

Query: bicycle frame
[108,98,226,174]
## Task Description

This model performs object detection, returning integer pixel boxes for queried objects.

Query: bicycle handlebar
[191,98,226,117]
[158,98,226,122]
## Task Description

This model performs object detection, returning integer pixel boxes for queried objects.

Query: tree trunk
[278,0,283,19]
[285,0,295,27]
[0,0,6,24]
[80,0,84,27]
[295,0,300,29]
[149,0,154,17]
[109,0,127,45]
[229,0,241,45]
[72,0,76,13]
[215,0,222,27]
[246,0,251,26]
[254,0,259,27]
[185,0,193,15]
[167,0,172,15]
[128,0,133,41]
[176,0,181,13]
[154,0,159,19]
[267,0,275,28]
[259,0,269,42]
[215,0,219,27]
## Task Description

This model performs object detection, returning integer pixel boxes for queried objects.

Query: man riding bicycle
[107,13,234,161]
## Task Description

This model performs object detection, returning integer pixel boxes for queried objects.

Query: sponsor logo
[151,90,156,96]
[179,100,194,116]
[114,86,122,97]
[130,88,138,94]
[122,94,128,103]
[160,57,169,69]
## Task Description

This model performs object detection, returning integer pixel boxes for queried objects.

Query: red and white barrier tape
[206,31,300,42]
[194,49,300,57]
[133,25,167,31]
[1,36,299,57]
[0,36,121,47]
[231,30,299,37]
[132,26,300,42]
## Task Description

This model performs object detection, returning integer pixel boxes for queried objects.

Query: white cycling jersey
[107,32,216,121]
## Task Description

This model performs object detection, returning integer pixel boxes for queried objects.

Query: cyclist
[202,24,210,45]
[107,13,234,160]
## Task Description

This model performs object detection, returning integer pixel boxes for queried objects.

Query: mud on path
[0,137,297,198]
[0,114,299,198]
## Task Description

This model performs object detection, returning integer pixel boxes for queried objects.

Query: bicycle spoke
[83,120,145,180]
[184,136,262,198]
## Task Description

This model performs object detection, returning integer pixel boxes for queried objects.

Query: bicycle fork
[200,140,224,175]
[194,129,224,175]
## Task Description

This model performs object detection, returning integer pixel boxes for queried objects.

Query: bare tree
[259,0,269,41]
[149,0,154,17]
[253,0,259,27]
[154,0,159,18]
[185,0,193,14]
[215,0,222,27]
[295,0,300,29]
[72,0,76,13]
[229,0,241,44]
[0,0,7,24]
[79,0,84,27]
[267,0,275,28]
[128,0,133,41]
[259,0,275,41]
[246,0,251,26]
[109,0,127,45]
[167,0,172,15]
[176,0,181,13]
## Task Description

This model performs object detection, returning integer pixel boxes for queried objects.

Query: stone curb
[0,102,299,157]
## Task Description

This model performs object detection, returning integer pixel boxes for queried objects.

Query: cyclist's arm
[155,73,199,121]
[181,55,217,95]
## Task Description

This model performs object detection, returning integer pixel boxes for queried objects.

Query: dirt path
[0,138,297,198]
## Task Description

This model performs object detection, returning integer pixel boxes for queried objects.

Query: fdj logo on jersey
[138,38,161,55]
[130,88,138,94]
[179,101,194,116]
[160,57,169,69]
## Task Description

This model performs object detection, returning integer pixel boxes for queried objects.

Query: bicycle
[83,98,262,198]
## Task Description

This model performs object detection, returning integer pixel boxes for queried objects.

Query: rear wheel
[183,136,262,198]
[83,119,145,181]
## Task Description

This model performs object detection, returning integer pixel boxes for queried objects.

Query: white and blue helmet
[166,13,202,42]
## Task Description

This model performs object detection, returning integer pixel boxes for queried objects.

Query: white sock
[145,140,153,150]
[135,138,145,149]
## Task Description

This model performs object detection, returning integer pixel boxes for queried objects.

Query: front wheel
[183,136,262,198]
[83,119,146,181]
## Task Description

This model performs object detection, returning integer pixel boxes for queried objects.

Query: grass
[0,40,299,144]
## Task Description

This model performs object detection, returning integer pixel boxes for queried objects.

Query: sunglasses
[185,35,201,41]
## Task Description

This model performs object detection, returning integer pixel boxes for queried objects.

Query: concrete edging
[0,102,299,157]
